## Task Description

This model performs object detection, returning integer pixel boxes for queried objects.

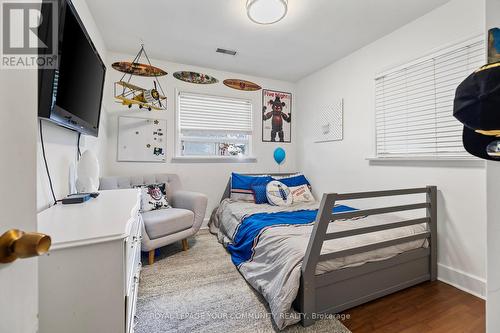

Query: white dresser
[38,189,142,333]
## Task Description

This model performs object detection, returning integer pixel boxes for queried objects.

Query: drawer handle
[130,236,139,248]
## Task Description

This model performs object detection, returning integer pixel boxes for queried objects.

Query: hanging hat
[269,96,285,107]
[453,62,500,161]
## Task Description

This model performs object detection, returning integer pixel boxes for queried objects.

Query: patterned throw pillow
[251,184,269,204]
[266,181,293,206]
[137,183,170,212]
[289,184,315,202]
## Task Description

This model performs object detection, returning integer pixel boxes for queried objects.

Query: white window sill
[171,156,258,163]
[366,156,485,167]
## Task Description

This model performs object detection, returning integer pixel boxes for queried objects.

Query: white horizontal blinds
[178,92,252,133]
[375,38,485,158]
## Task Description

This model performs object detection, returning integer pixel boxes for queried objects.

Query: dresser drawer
[125,215,142,291]
[126,265,140,333]
[126,215,141,259]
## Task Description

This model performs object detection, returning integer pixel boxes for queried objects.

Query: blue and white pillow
[266,180,293,206]
[230,173,273,202]
[274,173,315,202]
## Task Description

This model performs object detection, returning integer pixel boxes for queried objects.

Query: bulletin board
[313,99,344,143]
[117,116,167,162]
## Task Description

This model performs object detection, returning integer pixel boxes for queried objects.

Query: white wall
[103,52,296,220]
[0,58,39,333]
[485,0,500,330]
[296,0,487,297]
[487,163,500,331]
[37,0,109,211]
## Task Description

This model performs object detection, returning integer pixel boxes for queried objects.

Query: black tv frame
[38,0,106,137]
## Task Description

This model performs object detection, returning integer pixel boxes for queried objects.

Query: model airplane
[114,80,167,111]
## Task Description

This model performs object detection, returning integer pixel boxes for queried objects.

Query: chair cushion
[142,208,194,239]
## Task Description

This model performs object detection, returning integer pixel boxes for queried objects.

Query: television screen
[38,0,106,137]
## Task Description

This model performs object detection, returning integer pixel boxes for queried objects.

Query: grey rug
[136,230,351,333]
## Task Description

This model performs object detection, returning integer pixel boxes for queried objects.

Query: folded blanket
[228,206,356,267]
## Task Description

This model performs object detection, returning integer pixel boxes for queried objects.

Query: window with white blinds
[375,37,485,159]
[176,92,253,157]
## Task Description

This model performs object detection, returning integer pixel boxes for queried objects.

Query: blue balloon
[273,148,286,165]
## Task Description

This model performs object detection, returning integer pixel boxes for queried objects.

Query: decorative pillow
[276,173,311,188]
[266,180,293,206]
[230,173,273,202]
[251,184,269,204]
[137,183,170,212]
[289,184,315,203]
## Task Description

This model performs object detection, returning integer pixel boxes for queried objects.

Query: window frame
[173,89,256,163]
[371,34,485,162]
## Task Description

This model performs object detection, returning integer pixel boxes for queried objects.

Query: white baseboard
[438,263,486,299]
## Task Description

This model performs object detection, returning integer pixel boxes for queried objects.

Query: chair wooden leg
[148,250,155,265]
[182,239,189,251]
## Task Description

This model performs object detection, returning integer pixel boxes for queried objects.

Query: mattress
[212,199,428,274]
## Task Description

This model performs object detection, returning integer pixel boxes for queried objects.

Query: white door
[0,68,39,330]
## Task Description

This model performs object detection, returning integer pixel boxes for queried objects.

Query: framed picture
[488,28,500,64]
[262,89,292,143]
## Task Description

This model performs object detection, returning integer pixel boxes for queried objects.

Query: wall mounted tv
[38,0,106,137]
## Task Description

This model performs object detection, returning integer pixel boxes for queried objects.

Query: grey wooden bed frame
[220,173,437,327]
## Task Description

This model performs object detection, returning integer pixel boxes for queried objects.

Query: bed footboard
[298,186,437,327]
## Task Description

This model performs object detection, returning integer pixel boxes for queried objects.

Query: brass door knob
[0,229,51,264]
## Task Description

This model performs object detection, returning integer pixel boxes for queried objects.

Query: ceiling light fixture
[246,0,288,25]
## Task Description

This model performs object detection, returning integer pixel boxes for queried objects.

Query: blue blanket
[228,205,357,266]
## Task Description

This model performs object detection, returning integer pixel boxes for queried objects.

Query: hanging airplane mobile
[114,81,166,111]
[112,44,168,111]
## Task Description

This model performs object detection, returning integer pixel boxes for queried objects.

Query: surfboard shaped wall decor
[223,79,262,91]
[173,71,218,84]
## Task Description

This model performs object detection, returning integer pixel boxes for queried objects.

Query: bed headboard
[220,173,298,202]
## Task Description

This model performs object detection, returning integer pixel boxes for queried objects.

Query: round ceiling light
[246,0,288,25]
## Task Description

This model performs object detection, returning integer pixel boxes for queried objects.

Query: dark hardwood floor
[341,281,485,333]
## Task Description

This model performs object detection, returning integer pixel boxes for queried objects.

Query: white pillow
[137,183,170,212]
[289,184,315,202]
[266,181,293,206]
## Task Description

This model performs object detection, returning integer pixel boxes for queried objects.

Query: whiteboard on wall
[117,116,167,162]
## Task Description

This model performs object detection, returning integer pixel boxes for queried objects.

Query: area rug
[135,230,351,333]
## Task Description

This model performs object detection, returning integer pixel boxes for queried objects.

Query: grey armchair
[99,174,208,264]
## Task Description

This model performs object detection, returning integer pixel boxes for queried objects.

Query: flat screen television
[38,0,106,137]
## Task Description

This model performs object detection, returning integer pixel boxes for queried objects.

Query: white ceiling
[85,0,450,82]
